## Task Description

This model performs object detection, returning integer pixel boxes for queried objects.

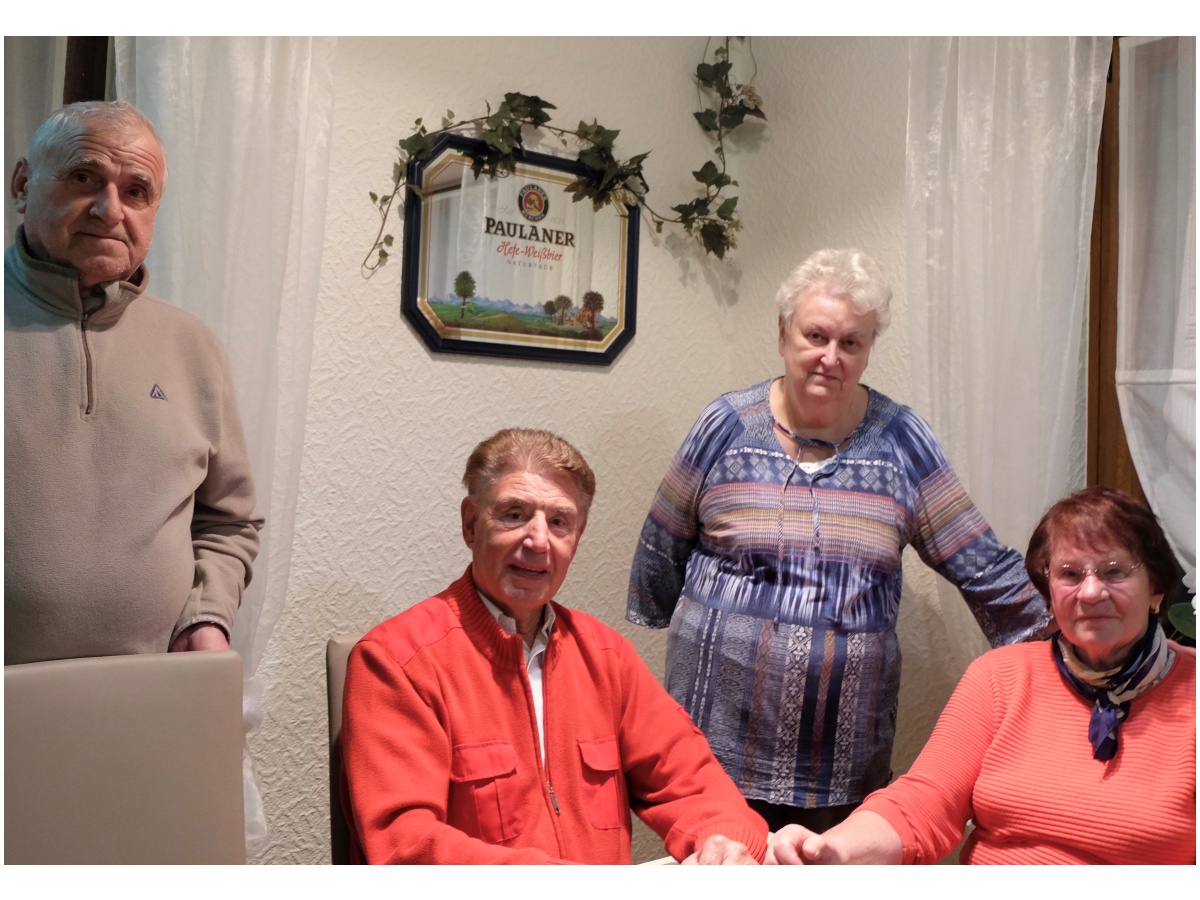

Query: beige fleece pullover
[4,228,263,664]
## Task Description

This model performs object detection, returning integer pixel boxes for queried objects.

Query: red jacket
[341,569,767,864]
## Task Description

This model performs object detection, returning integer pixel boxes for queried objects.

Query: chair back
[4,649,245,863]
[326,633,362,864]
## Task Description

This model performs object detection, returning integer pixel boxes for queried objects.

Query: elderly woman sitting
[768,486,1196,865]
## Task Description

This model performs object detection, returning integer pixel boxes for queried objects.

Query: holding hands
[766,812,903,865]
[682,834,760,865]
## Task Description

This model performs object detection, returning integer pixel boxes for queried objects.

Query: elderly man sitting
[340,428,768,864]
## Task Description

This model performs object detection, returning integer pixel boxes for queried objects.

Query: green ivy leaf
[693,109,719,133]
[720,104,749,130]
[383,234,394,246]
[369,191,378,203]
[716,196,738,220]
[700,221,728,259]
[692,160,720,185]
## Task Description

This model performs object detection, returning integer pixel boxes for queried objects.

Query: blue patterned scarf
[1051,616,1172,761]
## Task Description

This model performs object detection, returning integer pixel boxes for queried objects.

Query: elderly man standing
[4,101,262,664]
[341,428,768,864]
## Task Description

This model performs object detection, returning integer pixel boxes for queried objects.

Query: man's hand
[169,623,230,652]
[681,834,758,865]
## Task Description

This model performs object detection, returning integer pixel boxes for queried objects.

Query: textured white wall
[248,36,976,864]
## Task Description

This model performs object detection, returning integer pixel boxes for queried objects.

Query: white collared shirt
[477,592,555,765]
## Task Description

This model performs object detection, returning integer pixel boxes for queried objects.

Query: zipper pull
[547,781,560,815]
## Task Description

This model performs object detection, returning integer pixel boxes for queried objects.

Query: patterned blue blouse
[627,380,1050,808]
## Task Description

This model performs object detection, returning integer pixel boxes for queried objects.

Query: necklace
[770,414,855,453]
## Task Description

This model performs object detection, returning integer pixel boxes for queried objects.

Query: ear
[777,314,787,355]
[1150,592,1165,615]
[461,495,478,549]
[11,158,31,213]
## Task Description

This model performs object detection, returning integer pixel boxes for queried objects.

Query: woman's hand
[766,824,819,864]
[766,824,842,864]
[766,812,903,864]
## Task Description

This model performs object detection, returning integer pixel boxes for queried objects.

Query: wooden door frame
[1087,37,1147,503]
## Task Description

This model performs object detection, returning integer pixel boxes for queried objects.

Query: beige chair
[4,649,245,864]
[326,633,362,865]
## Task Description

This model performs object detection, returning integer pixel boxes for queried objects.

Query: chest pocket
[449,741,524,843]
[578,736,624,830]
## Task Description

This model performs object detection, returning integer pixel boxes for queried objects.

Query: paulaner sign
[401,133,639,366]
[484,217,577,247]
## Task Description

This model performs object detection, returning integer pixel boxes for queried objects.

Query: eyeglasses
[1047,560,1143,588]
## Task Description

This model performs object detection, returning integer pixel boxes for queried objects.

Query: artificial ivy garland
[362,37,764,275]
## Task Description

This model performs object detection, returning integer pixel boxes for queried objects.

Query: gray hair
[775,248,892,336]
[25,100,167,184]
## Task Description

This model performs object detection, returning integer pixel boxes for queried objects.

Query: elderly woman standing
[627,248,1050,833]
[769,487,1196,864]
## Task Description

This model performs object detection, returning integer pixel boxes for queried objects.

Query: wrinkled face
[461,467,586,624]
[12,120,165,295]
[1048,535,1161,670]
[778,289,876,407]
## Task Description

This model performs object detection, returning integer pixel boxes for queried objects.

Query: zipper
[530,639,561,818]
[80,310,95,416]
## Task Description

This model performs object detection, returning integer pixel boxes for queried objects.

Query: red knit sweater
[340,570,768,864]
[860,641,1196,864]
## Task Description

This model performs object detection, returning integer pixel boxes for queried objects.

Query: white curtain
[113,37,336,850]
[905,37,1111,645]
[906,36,1111,542]
[4,36,65,244]
[1116,36,1196,581]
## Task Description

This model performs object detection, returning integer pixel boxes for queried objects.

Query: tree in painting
[552,294,572,325]
[543,299,556,319]
[454,270,477,321]
[581,290,604,328]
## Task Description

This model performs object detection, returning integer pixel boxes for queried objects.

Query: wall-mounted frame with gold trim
[401,134,638,366]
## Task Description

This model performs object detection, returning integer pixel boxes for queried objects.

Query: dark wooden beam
[62,37,109,104]
[1087,37,1146,503]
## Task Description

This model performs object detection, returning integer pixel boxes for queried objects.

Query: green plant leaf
[716,196,739,220]
[720,104,749,130]
[1169,601,1196,639]
[700,221,728,259]
[693,160,720,185]
[693,109,719,133]
[383,234,394,246]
